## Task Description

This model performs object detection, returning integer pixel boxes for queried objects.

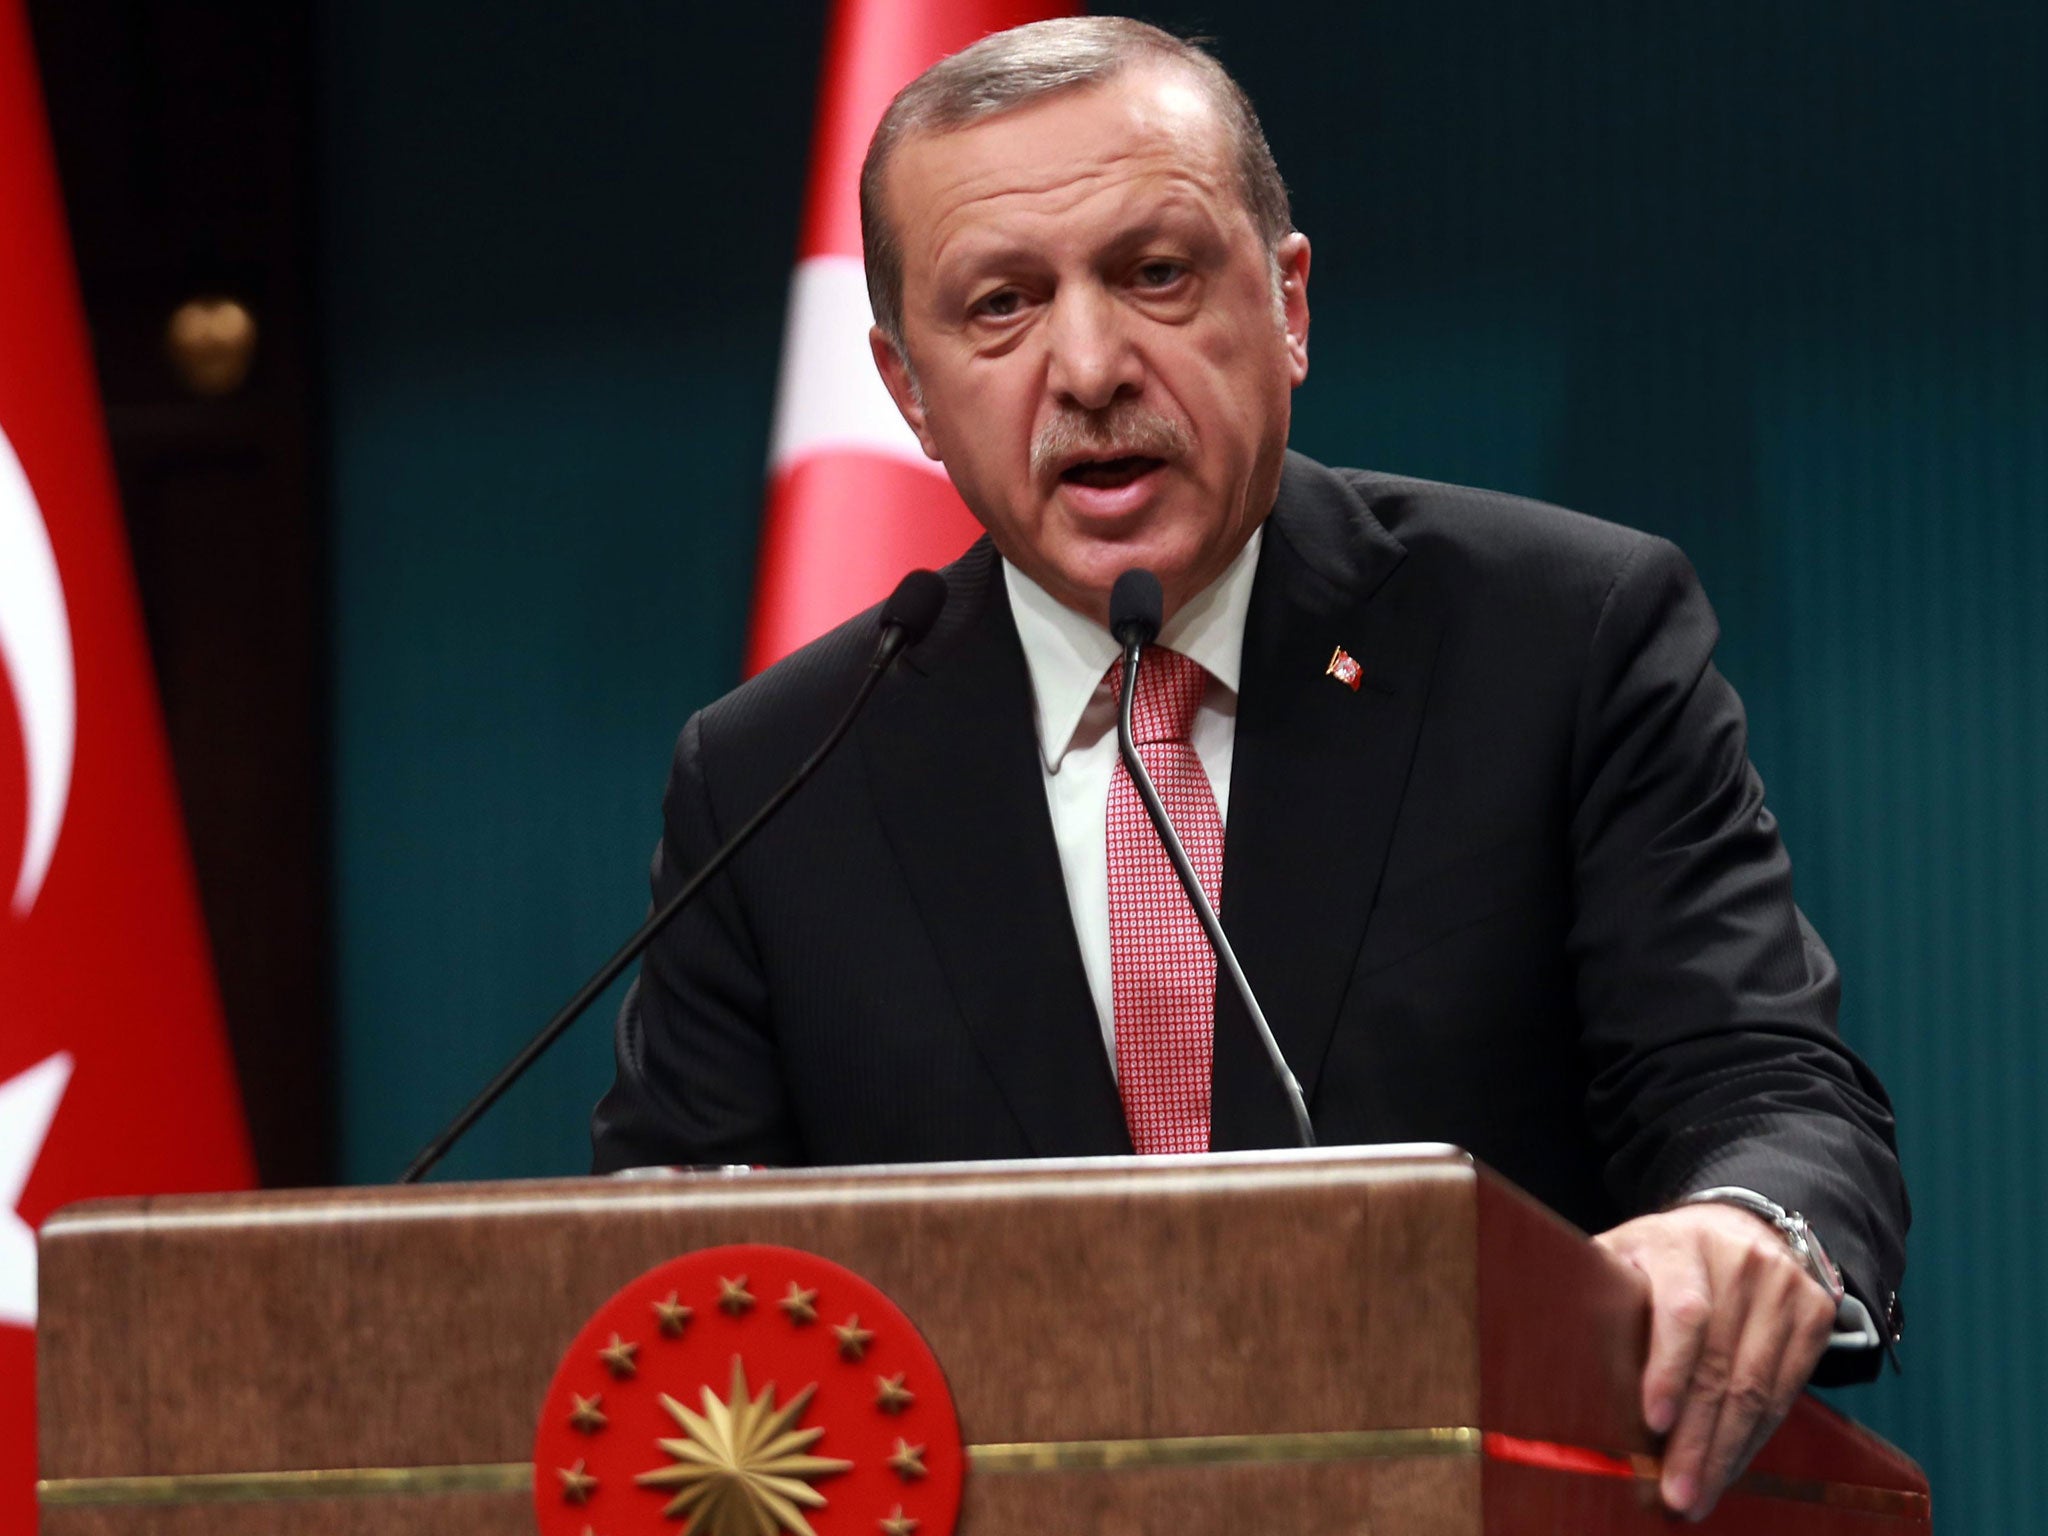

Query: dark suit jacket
[593,452,1906,1377]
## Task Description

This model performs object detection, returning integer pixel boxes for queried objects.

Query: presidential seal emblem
[533,1244,964,1536]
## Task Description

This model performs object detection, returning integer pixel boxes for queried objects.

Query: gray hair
[859,17,1292,353]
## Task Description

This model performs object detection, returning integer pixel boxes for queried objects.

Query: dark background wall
[57,0,2034,1528]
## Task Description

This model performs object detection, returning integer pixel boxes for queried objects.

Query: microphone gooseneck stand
[398,568,949,1183]
[1109,568,1316,1149]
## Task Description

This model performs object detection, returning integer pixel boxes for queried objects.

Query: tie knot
[1109,646,1209,746]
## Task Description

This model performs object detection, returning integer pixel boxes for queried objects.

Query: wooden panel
[38,1150,1925,1534]
[39,1150,1481,1522]
[42,1461,1487,1536]
[1475,1165,1649,1454]
[1483,1458,1928,1536]
[966,1458,1481,1536]
[41,1491,527,1536]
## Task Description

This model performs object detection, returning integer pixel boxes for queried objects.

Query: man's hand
[1593,1203,1838,1521]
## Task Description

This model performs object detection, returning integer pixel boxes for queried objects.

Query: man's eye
[1135,261,1186,289]
[974,290,1023,319]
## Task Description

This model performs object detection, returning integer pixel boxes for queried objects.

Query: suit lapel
[1211,454,1446,1149]
[861,542,1132,1157]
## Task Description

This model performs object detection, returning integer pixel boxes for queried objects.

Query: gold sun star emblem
[635,1356,853,1536]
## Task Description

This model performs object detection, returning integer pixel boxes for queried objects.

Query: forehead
[884,67,1241,267]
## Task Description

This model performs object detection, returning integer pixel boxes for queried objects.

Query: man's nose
[1045,285,1142,411]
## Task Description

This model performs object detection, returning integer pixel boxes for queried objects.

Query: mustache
[1030,403,1192,480]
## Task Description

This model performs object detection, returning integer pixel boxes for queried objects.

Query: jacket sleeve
[1566,535,1908,1381]
[590,709,804,1172]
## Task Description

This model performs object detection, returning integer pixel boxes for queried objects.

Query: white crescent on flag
[0,421,74,916]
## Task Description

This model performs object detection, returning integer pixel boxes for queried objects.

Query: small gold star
[651,1291,693,1337]
[880,1505,920,1535]
[833,1314,876,1361]
[568,1392,608,1433]
[557,1458,598,1505]
[887,1438,927,1482]
[874,1373,915,1414]
[717,1274,755,1316]
[597,1333,639,1379]
[780,1281,820,1325]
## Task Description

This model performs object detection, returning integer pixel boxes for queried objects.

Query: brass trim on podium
[969,1425,1480,1472]
[38,1462,532,1508]
[39,1427,1480,1509]
[36,1425,1929,1521]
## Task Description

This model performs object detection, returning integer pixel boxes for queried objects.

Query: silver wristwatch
[1676,1187,1891,1353]
[1679,1185,1846,1302]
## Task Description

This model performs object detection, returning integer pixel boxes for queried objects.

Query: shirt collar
[1002,525,1265,773]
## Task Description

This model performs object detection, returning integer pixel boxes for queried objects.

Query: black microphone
[1108,569,1316,1148]
[399,568,949,1183]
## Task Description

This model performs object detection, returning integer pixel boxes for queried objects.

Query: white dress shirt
[1001,528,1265,1063]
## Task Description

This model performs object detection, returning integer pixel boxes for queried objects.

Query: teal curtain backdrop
[321,4,2045,1527]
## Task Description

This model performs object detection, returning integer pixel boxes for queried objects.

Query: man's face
[870,66,1310,626]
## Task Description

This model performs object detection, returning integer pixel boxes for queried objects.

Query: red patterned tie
[1107,646,1223,1154]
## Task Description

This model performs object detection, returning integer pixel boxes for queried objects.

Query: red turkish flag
[0,3,254,1527]
[745,0,1073,672]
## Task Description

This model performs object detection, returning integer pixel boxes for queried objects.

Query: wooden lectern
[37,1146,1927,1533]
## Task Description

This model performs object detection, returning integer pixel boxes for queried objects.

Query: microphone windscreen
[1110,568,1164,647]
[881,569,947,644]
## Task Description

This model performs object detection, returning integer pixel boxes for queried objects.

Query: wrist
[1675,1186,1846,1303]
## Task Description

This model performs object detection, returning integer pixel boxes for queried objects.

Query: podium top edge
[42,1143,1475,1238]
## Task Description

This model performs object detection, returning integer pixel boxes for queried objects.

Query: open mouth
[1060,455,1164,489]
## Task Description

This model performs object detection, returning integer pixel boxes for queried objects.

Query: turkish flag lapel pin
[1325,646,1363,692]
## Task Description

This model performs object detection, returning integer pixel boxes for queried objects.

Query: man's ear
[870,327,943,461]
[1276,232,1311,386]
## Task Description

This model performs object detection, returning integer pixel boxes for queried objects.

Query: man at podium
[593,17,1907,1521]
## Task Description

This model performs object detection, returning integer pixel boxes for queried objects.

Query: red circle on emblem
[533,1244,964,1536]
